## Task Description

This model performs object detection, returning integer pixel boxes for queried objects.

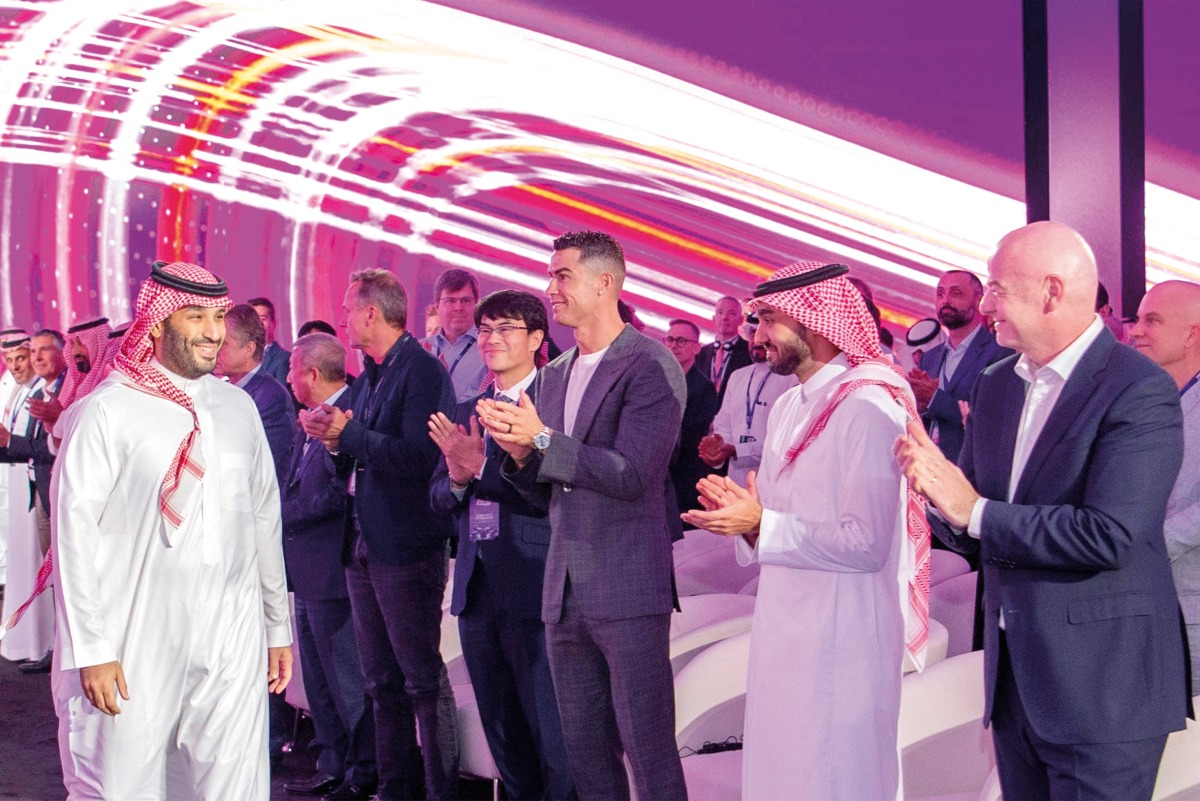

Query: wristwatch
[533,426,553,453]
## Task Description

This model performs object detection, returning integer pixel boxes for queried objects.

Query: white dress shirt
[967,315,1106,536]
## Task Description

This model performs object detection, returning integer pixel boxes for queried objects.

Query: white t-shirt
[564,347,609,436]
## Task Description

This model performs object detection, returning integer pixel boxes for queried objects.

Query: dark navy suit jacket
[430,385,551,621]
[695,337,752,407]
[337,332,454,566]
[261,342,291,386]
[241,368,296,488]
[0,374,63,510]
[919,326,1011,461]
[282,389,352,601]
[930,328,1192,744]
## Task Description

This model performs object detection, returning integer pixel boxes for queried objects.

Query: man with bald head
[896,221,1191,800]
[1130,280,1200,689]
[696,295,752,405]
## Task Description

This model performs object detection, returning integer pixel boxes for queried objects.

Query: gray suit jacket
[1167,381,1200,629]
[504,325,686,624]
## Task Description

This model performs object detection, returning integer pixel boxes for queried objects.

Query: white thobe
[0,375,52,661]
[50,365,291,801]
[735,355,910,800]
[0,368,14,583]
[709,362,797,486]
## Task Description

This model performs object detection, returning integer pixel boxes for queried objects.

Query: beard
[938,304,975,330]
[74,353,91,374]
[767,333,812,377]
[159,319,220,379]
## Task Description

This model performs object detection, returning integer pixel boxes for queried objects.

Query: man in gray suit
[1129,279,1200,688]
[479,231,688,801]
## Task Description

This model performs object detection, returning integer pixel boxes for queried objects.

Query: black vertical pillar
[1023,0,1145,317]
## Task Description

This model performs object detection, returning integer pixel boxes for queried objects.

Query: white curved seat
[440,609,471,687]
[931,549,971,586]
[737,575,759,596]
[669,593,756,675]
[673,630,751,752]
[675,541,759,597]
[930,571,978,658]
[899,650,994,799]
[673,529,730,569]
[681,749,742,801]
[1152,713,1200,801]
[453,682,502,794]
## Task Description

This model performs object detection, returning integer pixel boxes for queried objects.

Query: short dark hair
[33,329,65,349]
[475,290,549,340]
[433,268,479,302]
[942,270,984,294]
[247,297,276,321]
[1096,282,1110,311]
[225,304,266,361]
[553,231,626,286]
[424,303,439,319]
[667,319,701,340]
[297,319,336,338]
[348,269,407,330]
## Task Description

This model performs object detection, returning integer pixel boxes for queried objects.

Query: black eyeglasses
[663,336,697,346]
[477,325,529,339]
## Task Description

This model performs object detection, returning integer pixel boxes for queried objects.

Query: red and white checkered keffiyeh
[57,318,112,407]
[751,260,931,671]
[115,262,232,533]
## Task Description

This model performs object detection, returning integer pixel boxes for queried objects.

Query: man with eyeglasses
[422,268,487,403]
[663,319,719,525]
[429,289,575,801]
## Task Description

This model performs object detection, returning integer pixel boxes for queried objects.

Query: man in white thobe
[683,260,929,801]
[50,261,292,801]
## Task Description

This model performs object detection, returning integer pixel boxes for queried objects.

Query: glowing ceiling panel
[0,0,1192,339]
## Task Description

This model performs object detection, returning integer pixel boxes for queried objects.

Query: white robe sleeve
[250,417,292,649]
[52,400,120,669]
[752,393,905,573]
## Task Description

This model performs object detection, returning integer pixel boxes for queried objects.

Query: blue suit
[282,388,375,787]
[930,328,1192,798]
[241,368,296,488]
[430,386,575,800]
[261,341,291,387]
[919,326,1011,461]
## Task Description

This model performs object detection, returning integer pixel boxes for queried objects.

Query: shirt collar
[799,352,850,403]
[322,383,348,407]
[494,367,537,402]
[234,362,262,389]
[435,326,478,350]
[946,323,983,354]
[1014,315,1105,385]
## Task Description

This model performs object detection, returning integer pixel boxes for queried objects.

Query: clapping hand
[681,471,763,541]
[428,412,485,485]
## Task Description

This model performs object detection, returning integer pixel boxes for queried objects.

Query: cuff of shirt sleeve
[734,530,758,566]
[62,641,119,671]
[967,498,987,539]
[449,484,468,501]
[266,624,293,649]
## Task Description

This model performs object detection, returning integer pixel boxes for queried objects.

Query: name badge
[469,498,501,542]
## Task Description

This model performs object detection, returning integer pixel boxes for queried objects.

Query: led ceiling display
[0,0,1195,337]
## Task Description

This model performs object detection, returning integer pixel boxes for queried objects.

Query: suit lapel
[566,327,639,442]
[538,351,573,432]
[1012,333,1113,503]
[945,333,988,395]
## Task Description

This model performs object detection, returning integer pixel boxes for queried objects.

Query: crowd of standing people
[0,220,1195,801]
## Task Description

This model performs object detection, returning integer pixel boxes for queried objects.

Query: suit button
[563,484,572,493]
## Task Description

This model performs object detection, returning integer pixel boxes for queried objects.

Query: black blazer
[695,338,752,406]
[338,332,455,565]
[0,374,63,510]
[282,389,352,601]
[919,326,1011,461]
[241,369,296,488]
[670,365,719,518]
[931,328,1193,744]
[430,385,551,621]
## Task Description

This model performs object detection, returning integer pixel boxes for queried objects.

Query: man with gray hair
[282,333,377,798]
[301,268,458,801]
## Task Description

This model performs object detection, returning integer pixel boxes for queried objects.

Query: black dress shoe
[19,651,51,673]
[323,780,377,800]
[284,772,342,795]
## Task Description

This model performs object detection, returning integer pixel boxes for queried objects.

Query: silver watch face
[534,430,551,450]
